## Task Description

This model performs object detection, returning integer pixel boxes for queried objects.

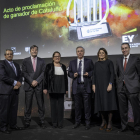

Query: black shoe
[0,129,11,134]
[40,123,46,129]
[85,125,90,130]
[118,127,128,132]
[73,123,80,129]
[10,126,25,130]
[52,125,57,128]
[133,130,140,135]
[58,126,63,129]
[24,124,30,128]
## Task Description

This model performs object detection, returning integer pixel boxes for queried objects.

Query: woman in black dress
[43,51,68,129]
[92,48,117,132]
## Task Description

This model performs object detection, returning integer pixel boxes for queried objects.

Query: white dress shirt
[55,67,64,75]
[77,57,84,82]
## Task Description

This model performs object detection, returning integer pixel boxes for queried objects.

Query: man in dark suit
[0,49,23,134]
[116,43,140,135]
[22,45,46,128]
[68,46,94,130]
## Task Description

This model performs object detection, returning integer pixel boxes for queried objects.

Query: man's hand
[107,84,112,92]
[83,72,88,77]
[66,91,68,94]
[43,89,47,95]
[13,86,19,90]
[74,72,78,78]
[92,85,95,93]
[15,81,22,88]
[31,80,38,87]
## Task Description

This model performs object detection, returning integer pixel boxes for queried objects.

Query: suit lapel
[84,58,87,73]
[35,57,39,73]
[124,55,132,74]
[75,59,77,72]
[120,56,124,73]
[5,60,17,76]
[29,57,34,72]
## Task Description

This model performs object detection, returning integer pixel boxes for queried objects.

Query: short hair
[97,48,108,60]
[4,49,13,56]
[52,51,61,58]
[30,45,38,51]
[76,46,85,52]
[121,43,130,48]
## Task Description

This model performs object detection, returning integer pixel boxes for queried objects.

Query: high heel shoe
[106,121,112,132]
[106,127,112,132]
[99,123,107,130]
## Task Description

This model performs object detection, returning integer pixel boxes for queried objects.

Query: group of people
[0,43,140,135]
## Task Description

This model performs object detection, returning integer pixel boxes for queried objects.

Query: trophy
[67,0,112,41]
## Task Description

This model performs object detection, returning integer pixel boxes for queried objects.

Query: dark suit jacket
[68,58,94,94]
[116,54,140,93]
[0,60,22,95]
[22,57,45,91]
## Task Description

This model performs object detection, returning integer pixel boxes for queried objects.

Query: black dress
[92,59,117,114]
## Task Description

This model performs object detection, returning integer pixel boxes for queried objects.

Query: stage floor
[0,117,139,140]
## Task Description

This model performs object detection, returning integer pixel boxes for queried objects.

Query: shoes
[133,130,140,135]
[52,125,57,128]
[85,125,90,130]
[58,126,63,129]
[106,127,112,132]
[10,126,25,130]
[99,123,107,130]
[0,129,11,134]
[24,124,30,128]
[40,123,46,129]
[73,123,80,129]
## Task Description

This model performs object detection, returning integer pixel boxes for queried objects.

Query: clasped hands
[13,81,22,89]
[31,80,38,87]
[74,72,88,78]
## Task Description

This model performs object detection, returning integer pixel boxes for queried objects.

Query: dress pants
[49,93,64,127]
[118,84,140,131]
[74,84,91,125]
[0,91,18,131]
[24,90,45,124]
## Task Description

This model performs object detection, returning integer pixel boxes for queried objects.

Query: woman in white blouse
[43,51,68,129]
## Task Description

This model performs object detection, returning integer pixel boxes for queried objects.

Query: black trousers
[49,93,64,127]
[118,84,140,131]
[24,90,45,124]
[74,84,91,125]
[0,91,18,131]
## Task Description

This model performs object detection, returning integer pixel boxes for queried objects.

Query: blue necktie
[78,60,82,83]
[10,62,17,76]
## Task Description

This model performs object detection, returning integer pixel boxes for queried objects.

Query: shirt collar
[5,59,13,64]
[78,57,84,62]
[31,56,37,60]
[124,54,130,59]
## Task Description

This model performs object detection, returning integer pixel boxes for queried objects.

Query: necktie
[33,58,36,72]
[78,60,82,83]
[10,62,17,75]
[124,58,127,71]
